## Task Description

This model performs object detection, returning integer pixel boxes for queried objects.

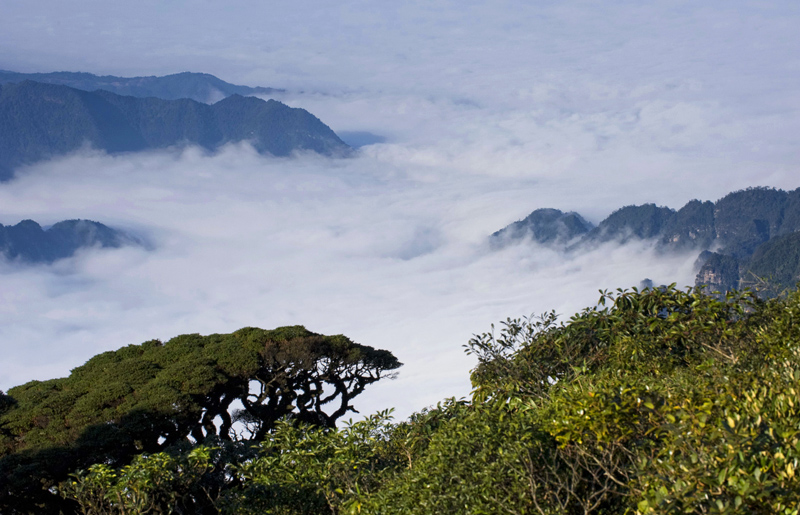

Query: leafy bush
[8,285,800,514]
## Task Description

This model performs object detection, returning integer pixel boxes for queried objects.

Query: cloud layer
[0,143,772,417]
[1,0,799,417]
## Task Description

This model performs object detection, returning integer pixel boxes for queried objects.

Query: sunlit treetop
[1,325,401,457]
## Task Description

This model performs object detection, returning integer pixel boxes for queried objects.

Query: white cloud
[0,0,799,418]
[0,145,746,417]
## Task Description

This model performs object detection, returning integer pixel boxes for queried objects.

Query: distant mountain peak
[0,80,351,180]
[0,218,141,264]
[490,208,593,248]
[492,186,800,296]
[0,69,283,103]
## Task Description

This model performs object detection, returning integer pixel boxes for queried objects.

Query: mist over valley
[1,0,800,420]
[5,3,800,511]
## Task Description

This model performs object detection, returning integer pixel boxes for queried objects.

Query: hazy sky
[1,1,799,417]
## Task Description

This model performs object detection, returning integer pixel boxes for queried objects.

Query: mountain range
[492,187,800,294]
[0,219,140,264]
[0,70,282,103]
[0,80,351,181]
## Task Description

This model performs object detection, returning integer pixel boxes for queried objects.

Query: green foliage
[0,326,399,514]
[231,410,399,515]
[635,361,800,513]
[362,402,540,515]
[8,285,800,514]
[713,186,788,258]
[61,445,218,514]
[364,285,800,514]
[467,286,761,405]
[742,232,800,294]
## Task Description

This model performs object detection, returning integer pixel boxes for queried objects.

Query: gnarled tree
[0,325,400,513]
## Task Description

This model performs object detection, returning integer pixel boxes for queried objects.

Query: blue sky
[1,1,799,417]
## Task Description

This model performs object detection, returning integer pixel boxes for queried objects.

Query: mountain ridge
[0,80,351,180]
[0,218,141,263]
[0,70,282,103]
[492,186,800,294]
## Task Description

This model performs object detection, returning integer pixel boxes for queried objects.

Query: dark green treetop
[2,325,401,453]
[0,326,400,513]
[35,286,800,514]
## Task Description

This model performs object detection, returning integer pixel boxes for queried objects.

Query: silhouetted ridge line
[492,186,800,295]
[0,81,351,180]
[0,219,141,263]
[0,70,283,102]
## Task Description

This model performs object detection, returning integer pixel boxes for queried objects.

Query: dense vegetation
[658,199,716,251]
[0,219,138,264]
[744,232,800,291]
[0,326,400,513]
[0,81,350,181]
[3,285,800,513]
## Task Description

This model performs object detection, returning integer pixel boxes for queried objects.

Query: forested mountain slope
[0,81,351,180]
[493,186,800,294]
[0,219,139,263]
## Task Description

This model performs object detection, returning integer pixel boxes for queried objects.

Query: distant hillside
[492,186,800,294]
[490,208,592,247]
[0,70,282,103]
[0,81,351,180]
[739,231,800,289]
[0,219,140,263]
[582,203,676,245]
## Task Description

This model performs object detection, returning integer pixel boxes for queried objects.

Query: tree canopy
[6,285,800,514]
[0,325,400,513]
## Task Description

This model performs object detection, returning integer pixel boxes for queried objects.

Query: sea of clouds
[1,0,799,417]
[0,146,704,417]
